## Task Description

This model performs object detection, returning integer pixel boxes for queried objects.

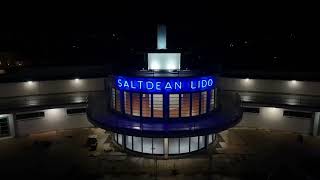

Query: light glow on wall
[148,53,181,70]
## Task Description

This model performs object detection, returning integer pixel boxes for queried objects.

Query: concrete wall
[0,78,105,98]
[0,114,15,140]
[16,107,94,136]
[219,77,320,96]
[237,106,313,134]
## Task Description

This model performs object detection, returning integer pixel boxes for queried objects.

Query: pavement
[0,127,320,180]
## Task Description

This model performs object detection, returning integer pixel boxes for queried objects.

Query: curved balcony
[87,91,242,138]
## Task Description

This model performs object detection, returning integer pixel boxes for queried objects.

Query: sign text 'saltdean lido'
[115,76,215,93]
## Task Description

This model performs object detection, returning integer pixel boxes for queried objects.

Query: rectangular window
[190,136,198,152]
[180,137,190,153]
[133,136,142,152]
[112,88,116,109]
[209,89,215,111]
[153,94,163,118]
[142,137,152,154]
[0,117,10,137]
[142,94,151,117]
[243,107,260,113]
[132,93,140,116]
[208,134,213,144]
[283,110,313,118]
[16,112,45,120]
[126,136,133,150]
[181,94,190,117]
[115,90,121,112]
[124,91,131,115]
[117,133,123,145]
[199,136,205,148]
[153,138,164,154]
[169,94,180,118]
[66,108,86,115]
[192,93,200,116]
[201,91,207,114]
[169,138,179,154]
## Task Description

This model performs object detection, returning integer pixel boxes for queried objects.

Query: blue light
[115,76,216,93]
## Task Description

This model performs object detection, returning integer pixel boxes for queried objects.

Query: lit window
[153,138,164,154]
[112,88,116,109]
[132,93,140,116]
[190,136,198,152]
[126,136,133,150]
[169,138,179,154]
[181,94,190,117]
[180,137,190,153]
[210,89,215,111]
[201,91,207,114]
[192,93,200,116]
[133,136,142,152]
[124,91,131,115]
[169,94,179,118]
[142,137,152,154]
[153,94,163,118]
[142,94,151,117]
[115,90,121,112]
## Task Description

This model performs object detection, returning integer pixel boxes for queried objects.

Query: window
[153,138,164,154]
[142,94,151,117]
[169,94,179,118]
[181,94,190,117]
[126,136,133,150]
[190,136,198,152]
[66,108,86,115]
[133,136,142,152]
[153,94,163,118]
[201,91,207,114]
[208,134,213,144]
[0,117,10,137]
[243,107,260,113]
[112,88,116,109]
[199,136,205,148]
[169,138,179,154]
[132,93,140,116]
[16,112,45,120]
[142,137,152,154]
[117,133,123,145]
[124,91,131,115]
[209,89,215,111]
[115,90,121,112]
[283,110,313,118]
[180,137,190,153]
[192,93,200,116]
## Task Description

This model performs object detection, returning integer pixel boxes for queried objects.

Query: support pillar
[313,112,320,136]
[164,138,169,159]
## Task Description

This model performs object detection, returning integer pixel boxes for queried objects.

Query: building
[86,25,242,157]
[0,25,320,155]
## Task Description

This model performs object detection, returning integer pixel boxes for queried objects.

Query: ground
[1,128,320,180]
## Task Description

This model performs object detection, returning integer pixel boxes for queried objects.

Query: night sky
[0,3,317,74]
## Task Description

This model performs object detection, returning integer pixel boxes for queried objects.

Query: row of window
[243,107,313,118]
[15,108,86,120]
[0,117,10,137]
[112,88,216,118]
[114,133,216,155]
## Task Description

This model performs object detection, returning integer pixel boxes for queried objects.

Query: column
[164,138,169,159]
[313,112,320,136]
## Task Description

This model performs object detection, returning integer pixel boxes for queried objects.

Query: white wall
[0,114,15,140]
[16,107,93,136]
[237,107,313,134]
[0,78,105,98]
[219,77,320,96]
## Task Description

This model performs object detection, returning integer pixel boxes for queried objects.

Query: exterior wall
[219,77,320,96]
[237,106,313,134]
[0,78,105,98]
[0,114,15,140]
[16,107,93,136]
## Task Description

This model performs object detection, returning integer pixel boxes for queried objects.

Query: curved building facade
[87,25,242,157]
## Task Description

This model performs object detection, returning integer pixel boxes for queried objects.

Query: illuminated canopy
[115,76,215,93]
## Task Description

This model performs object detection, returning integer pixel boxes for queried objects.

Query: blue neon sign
[115,76,215,93]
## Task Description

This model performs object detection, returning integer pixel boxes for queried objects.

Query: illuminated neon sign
[115,76,215,93]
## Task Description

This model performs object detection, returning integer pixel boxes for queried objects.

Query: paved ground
[1,128,320,180]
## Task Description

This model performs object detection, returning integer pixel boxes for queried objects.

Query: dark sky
[0,3,317,72]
